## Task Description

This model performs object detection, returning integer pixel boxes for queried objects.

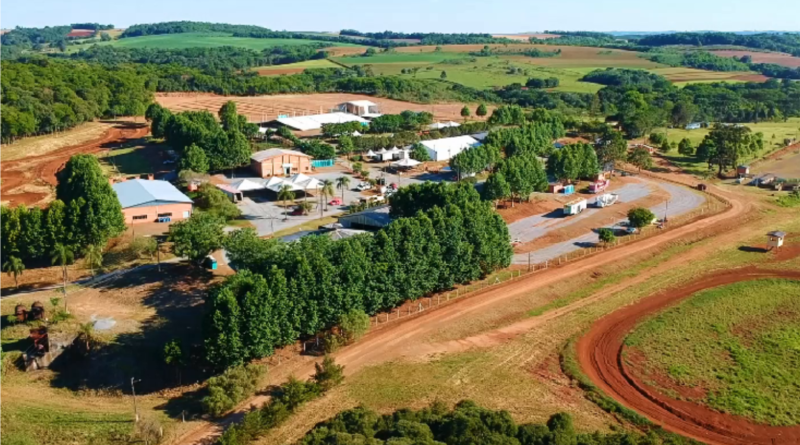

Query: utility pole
[131,377,141,422]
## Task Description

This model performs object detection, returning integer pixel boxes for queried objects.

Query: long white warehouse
[420,135,481,162]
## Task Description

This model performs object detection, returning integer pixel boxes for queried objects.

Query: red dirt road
[1,121,149,207]
[577,268,800,445]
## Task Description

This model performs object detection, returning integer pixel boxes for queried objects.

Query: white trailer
[563,198,588,216]
[595,193,619,208]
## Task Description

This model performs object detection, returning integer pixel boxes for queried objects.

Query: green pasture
[68,32,359,52]
[254,59,341,71]
[624,278,800,426]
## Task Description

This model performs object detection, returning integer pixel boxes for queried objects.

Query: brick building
[250,149,312,178]
[112,179,193,225]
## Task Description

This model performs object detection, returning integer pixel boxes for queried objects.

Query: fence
[311,159,335,168]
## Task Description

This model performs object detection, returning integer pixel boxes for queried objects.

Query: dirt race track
[0,121,149,207]
[577,267,800,445]
[155,93,485,124]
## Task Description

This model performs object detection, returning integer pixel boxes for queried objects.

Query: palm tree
[336,176,350,201]
[361,170,371,181]
[277,185,295,220]
[321,179,335,211]
[84,244,104,276]
[51,244,74,312]
[297,200,314,215]
[2,256,25,288]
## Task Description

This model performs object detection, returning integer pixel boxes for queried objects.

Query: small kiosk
[767,231,786,250]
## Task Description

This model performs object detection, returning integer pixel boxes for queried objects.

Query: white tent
[420,135,480,162]
[230,178,266,192]
[352,131,362,137]
[365,149,377,158]
[376,147,394,162]
[392,157,421,168]
[265,174,322,193]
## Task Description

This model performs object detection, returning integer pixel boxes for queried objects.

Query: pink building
[250,149,312,178]
[112,179,193,225]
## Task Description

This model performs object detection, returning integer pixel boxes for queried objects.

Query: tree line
[209,182,511,369]
[636,32,800,57]
[338,29,516,45]
[1,59,154,142]
[146,101,257,174]
[646,50,800,80]
[1,155,126,269]
[298,400,694,445]
[469,45,561,58]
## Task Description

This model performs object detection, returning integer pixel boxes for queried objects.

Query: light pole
[131,377,141,422]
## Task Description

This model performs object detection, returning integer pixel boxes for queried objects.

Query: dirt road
[1,121,149,207]
[172,178,747,445]
[577,267,800,445]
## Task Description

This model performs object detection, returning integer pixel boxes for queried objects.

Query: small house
[562,184,575,195]
[737,165,750,177]
[767,231,786,250]
[548,183,564,194]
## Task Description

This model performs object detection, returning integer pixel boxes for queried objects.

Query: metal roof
[343,100,377,107]
[338,205,392,228]
[265,173,321,193]
[251,148,310,163]
[276,112,369,131]
[112,179,192,209]
[421,135,480,155]
[768,231,787,238]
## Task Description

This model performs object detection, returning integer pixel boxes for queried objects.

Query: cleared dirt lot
[710,50,800,68]
[155,92,486,124]
[751,143,800,179]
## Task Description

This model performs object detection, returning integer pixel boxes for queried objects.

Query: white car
[356,182,371,191]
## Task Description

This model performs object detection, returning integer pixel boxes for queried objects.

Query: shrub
[338,309,370,343]
[202,364,265,417]
[597,227,616,245]
[627,207,657,229]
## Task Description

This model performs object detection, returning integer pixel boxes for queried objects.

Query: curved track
[577,268,800,445]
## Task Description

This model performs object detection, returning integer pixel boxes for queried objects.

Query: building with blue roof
[112,179,193,225]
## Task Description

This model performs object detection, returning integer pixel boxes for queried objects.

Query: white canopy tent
[230,178,266,192]
[391,157,421,168]
[265,173,322,193]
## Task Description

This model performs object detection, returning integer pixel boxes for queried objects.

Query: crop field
[67,32,359,52]
[623,278,800,426]
[649,67,768,84]
[254,59,341,75]
[710,50,800,68]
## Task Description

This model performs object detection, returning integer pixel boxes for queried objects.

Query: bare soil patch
[493,33,561,41]
[496,198,563,224]
[1,120,149,207]
[1,121,117,162]
[155,92,486,124]
[710,50,800,68]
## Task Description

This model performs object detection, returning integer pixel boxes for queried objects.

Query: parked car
[329,198,343,206]
[356,182,371,191]
[511,238,522,246]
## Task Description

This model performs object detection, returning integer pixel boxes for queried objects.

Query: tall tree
[84,244,104,276]
[336,177,350,201]
[168,213,225,265]
[627,146,653,171]
[595,128,627,171]
[55,154,125,250]
[277,185,295,220]
[2,256,25,288]
[181,143,210,173]
[482,172,511,208]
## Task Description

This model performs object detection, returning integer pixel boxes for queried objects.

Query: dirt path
[172,178,748,445]
[576,267,800,445]
[1,121,149,207]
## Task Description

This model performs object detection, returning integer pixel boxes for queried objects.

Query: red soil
[67,29,95,38]
[577,267,800,445]
[1,121,149,207]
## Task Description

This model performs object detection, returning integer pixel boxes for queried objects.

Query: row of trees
[546,143,601,182]
[205,182,510,369]
[483,153,549,206]
[1,155,125,269]
[1,60,154,142]
[146,101,257,173]
[299,400,689,445]
[637,32,800,57]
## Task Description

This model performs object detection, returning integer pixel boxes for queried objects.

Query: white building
[420,135,481,162]
[337,100,381,117]
[275,112,369,132]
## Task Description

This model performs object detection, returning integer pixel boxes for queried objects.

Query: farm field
[710,50,800,67]
[649,67,768,84]
[66,32,359,52]
[253,58,340,75]
[154,92,486,124]
[624,278,800,426]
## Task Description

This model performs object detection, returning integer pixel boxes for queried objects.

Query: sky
[2,0,799,33]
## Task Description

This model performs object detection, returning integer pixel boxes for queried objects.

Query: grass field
[254,59,340,71]
[624,279,800,426]
[67,32,359,52]
[649,67,767,84]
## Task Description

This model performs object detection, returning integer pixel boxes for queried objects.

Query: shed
[737,165,750,177]
[562,184,575,195]
[548,183,564,194]
[216,184,244,203]
[338,205,392,229]
[767,231,786,250]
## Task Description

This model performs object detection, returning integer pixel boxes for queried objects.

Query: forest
[637,32,800,56]
[338,29,514,45]
[297,400,692,445]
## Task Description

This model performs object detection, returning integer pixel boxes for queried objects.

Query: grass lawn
[624,279,800,426]
[656,118,800,175]
[68,32,359,52]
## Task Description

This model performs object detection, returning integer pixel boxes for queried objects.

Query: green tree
[338,309,370,343]
[703,124,758,176]
[595,128,627,170]
[297,200,314,215]
[168,213,225,265]
[337,135,355,159]
[218,101,240,132]
[627,207,656,229]
[627,146,653,171]
[2,256,25,288]
[181,143,210,173]
[336,176,350,201]
[313,355,345,392]
[195,183,241,221]
[163,339,185,384]
[55,154,125,250]
[84,244,104,276]
[321,180,335,211]
[460,105,471,121]
[597,228,616,245]
[482,171,511,208]
[100,32,111,41]
[659,139,672,153]
[476,103,488,117]
[51,244,74,312]
[440,70,447,79]
[678,138,695,156]
[277,185,295,220]
[410,143,431,162]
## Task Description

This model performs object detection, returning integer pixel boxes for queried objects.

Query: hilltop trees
[698,124,763,176]
[547,143,599,182]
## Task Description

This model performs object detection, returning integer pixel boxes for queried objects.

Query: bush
[195,183,242,221]
[338,309,370,343]
[627,207,657,229]
[597,227,616,245]
[776,190,800,208]
[202,364,265,417]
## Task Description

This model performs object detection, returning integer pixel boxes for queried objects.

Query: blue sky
[2,0,799,32]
